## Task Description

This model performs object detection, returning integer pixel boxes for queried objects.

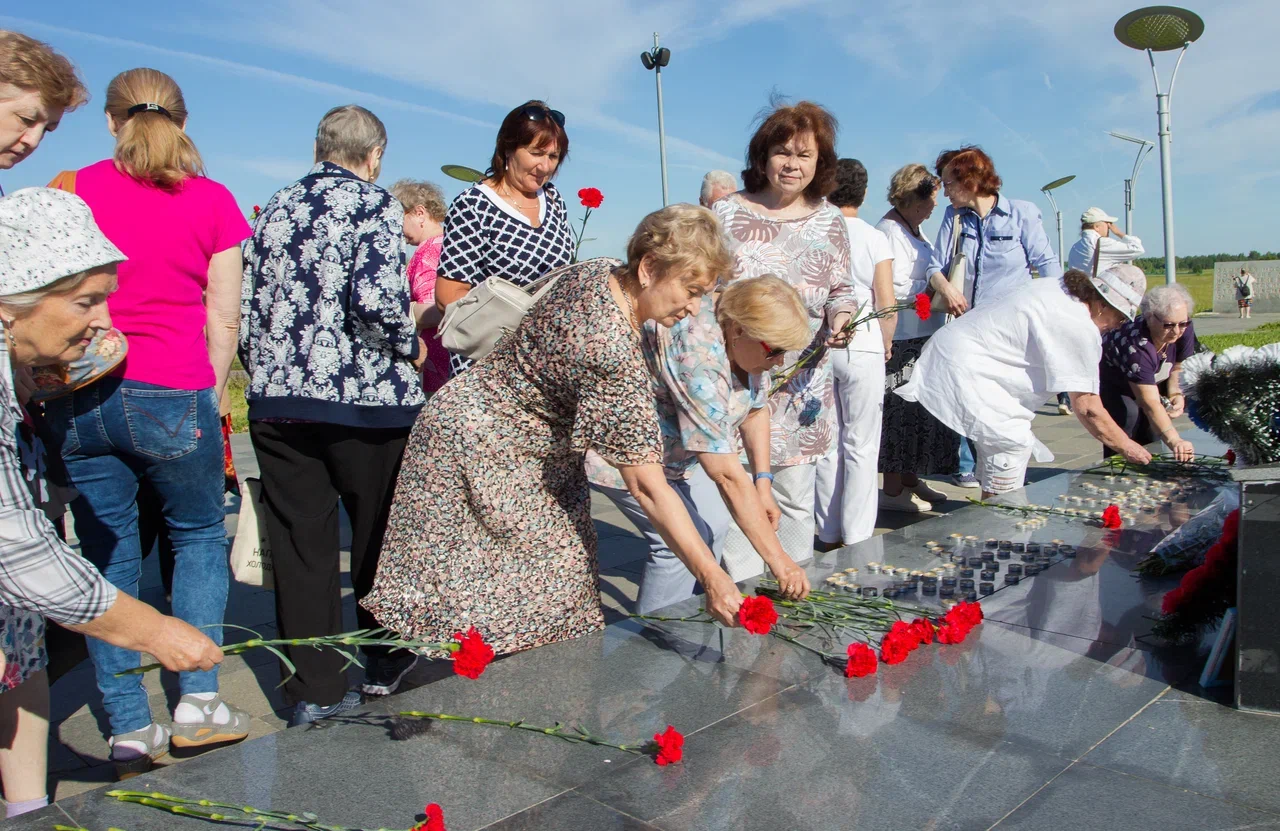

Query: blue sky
[3,1,1276,262]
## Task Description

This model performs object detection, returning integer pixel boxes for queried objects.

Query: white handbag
[229,478,274,589]
[438,265,567,363]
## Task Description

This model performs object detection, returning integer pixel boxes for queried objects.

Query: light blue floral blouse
[585,300,766,490]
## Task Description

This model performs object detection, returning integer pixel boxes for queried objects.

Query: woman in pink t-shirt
[43,68,252,776]
[389,179,451,394]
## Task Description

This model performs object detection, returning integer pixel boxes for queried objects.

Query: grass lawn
[227,372,249,434]
[1199,322,1280,353]
[1174,271,1215,314]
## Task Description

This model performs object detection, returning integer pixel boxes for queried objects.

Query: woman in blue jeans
[585,276,813,613]
[46,68,251,777]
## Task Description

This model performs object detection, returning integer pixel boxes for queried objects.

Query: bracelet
[753,472,775,483]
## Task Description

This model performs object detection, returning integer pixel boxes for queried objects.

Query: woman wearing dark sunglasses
[586,276,814,613]
[1098,283,1198,461]
[434,100,575,377]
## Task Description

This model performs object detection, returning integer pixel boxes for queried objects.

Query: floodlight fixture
[640,34,672,205]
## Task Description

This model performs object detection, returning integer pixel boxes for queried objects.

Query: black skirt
[879,337,960,474]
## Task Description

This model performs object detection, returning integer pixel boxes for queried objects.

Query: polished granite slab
[50,431,1279,831]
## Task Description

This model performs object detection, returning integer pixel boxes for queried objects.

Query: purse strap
[950,213,964,262]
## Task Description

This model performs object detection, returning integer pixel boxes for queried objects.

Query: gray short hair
[700,170,737,206]
[389,179,447,220]
[0,269,102,313]
[1140,283,1194,320]
[314,105,387,169]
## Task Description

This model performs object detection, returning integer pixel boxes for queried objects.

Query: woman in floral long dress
[712,101,855,578]
[364,205,770,654]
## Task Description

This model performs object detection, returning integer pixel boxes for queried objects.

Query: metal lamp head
[1114,6,1204,51]
[1040,175,1076,193]
[1108,131,1156,147]
[640,51,655,70]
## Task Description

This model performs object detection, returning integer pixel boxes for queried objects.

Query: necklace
[497,182,539,210]
[620,282,639,334]
[892,208,922,239]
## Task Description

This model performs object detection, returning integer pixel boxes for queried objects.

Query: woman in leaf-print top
[712,101,855,578]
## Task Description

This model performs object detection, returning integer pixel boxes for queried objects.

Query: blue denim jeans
[47,378,228,736]
[958,437,976,476]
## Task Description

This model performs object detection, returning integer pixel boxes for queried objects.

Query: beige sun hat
[1092,263,1146,320]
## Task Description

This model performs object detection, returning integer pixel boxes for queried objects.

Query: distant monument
[1214,261,1279,314]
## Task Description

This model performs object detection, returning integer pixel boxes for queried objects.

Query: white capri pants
[590,465,730,614]
[975,443,1033,495]
[721,461,816,580]
[814,348,886,546]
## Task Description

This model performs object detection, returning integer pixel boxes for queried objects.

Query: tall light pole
[1106,131,1155,234]
[640,33,671,206]
[1040,175,1076,270]
[1115,6,1204,285]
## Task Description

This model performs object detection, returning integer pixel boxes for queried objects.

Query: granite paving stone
[991,762,1280,830]
[579,676,1074,831]
[1081,688,1280,814]
[481,792,666,830]
[2,803,80,829]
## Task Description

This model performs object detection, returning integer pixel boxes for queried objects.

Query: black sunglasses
[521,105,566,128]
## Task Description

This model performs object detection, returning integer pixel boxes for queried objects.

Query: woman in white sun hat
[0,188,224,816]
[897,264,1153,498]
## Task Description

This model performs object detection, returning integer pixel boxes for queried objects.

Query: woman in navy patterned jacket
[238,104,427,725]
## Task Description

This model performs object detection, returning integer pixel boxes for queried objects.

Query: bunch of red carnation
[936,600,983,645]
[1156,509,1239,643]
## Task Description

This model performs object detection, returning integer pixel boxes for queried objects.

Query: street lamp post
[640,33,672,206]
[1106,131,1155,235]
[1040,175,1076,270]
[1115,6,1205,285]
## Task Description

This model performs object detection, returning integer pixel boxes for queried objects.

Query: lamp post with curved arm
[1115,6,1205,285]
[640,33,672,206]
[1040,175,1076,270]
[1106,131,1155,235]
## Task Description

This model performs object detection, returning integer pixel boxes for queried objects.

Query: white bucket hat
[1092,263,1146,321]
[0,188,126,297]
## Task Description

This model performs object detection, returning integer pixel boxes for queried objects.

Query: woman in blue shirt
[924,146,1061,486]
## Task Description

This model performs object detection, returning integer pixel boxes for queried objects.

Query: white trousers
[721,461,816,580]
[814,348,885,546]
[975,443,1033,495]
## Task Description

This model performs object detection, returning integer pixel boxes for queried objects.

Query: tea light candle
[939,586,956,599]
[965,590,979,602]
[825,576,843,585]
[965,535,979,544]
[996,550,1011,560]
[980,569,996,581]
[1024,563,1042,576]
[980,551,996,562]
[985,538,1000,549]
[866,562,881,573]
[843,567,859,575]
[882,566,896,576]
[941,576,958,588]
[941,597,958,609]
[921,582,937,595]
[959,567,975,579]
[1004,573,1021,585]
[1007,563,1024,576]
[979,582,995,596]
[1025,543,1041,554]
[1058,545,1077,558]
[883,588,900,599]
[861,586,879,598]
[959,578,975,591]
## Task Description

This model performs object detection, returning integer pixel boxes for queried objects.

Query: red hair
[742,100,839,200]
[935,146,1001,197]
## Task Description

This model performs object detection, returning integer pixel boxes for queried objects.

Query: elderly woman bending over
[588,275,813,613]
[365,205,803,660]
[1099,282,1198,461]
[898,266,1153,498]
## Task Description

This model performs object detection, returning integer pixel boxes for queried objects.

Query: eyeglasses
[521,105,566,128]
[1158,319,1190,331]
[760,341,786,359]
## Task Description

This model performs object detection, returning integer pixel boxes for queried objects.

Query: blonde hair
[716,276,811,352]
[0,30,89,112]
[105,68,204,189]
[389,179,447,221]
[315,105,386,170]
[886,163,940,211]
[622,203,733,287]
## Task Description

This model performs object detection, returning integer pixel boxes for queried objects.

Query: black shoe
[360,652,419,696]
[289,690,362,728]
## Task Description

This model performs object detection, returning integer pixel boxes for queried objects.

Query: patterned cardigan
[238,162,425,428]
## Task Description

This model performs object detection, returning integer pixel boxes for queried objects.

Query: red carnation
[1225,449,1236,465]
[578,187,604,209]
[909,617,935,645]
[651,725,684,766]
[738,595,779,635]
[411,803,446,831]
[889,620,921,650]
[913,293,932,321]
[1222,509,1240,543]
[253,204,261,213]
[880,632,912,665]
[936,622,967,645]
[844,642,878,678]
[951,600,983,629]
[1160,587,1184,616]
[1101,505,1123,529]
[451,627,495,679]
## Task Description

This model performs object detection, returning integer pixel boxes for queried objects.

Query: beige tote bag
[229,478,274,589]
[438,264,568,363]
[931,214,967,313]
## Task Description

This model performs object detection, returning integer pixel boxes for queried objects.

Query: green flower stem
[1083,453,1231,479]
[117,628,459,677]
[105,789,414,831]
[629,611,716,624]
[399,712,651,755]
[770,299,917,396]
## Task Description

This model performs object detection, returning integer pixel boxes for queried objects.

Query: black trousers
[248,420,412,706]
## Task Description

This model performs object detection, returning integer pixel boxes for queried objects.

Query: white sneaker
[1057,402,1071,415]
[879,489,928,513]
[912,481,948,504]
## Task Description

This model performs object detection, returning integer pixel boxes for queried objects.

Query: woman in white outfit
[587,276,813,613]
[897,265,1153,498]
[875,164,958,513]
[814,159,896,548]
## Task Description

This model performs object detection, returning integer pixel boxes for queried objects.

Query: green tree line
[1133,251,1279,275]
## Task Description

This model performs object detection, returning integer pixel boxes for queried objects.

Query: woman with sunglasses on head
[586,276,813,614]
[1098,282,1197,461]
[434,100,575,377]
